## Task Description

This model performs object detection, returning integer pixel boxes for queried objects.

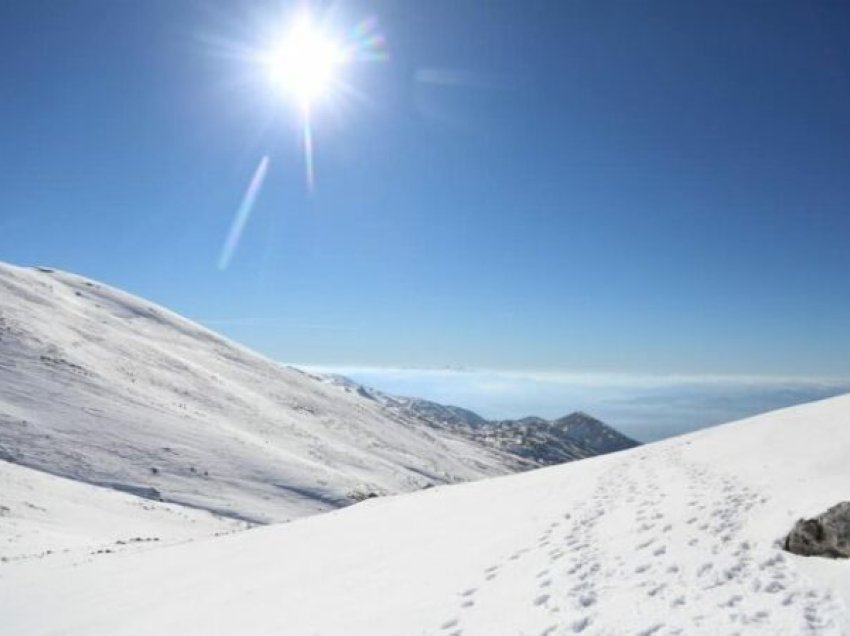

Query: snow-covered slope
[0,262,524,523]
[4,393,850,634]
[0,459,246,566]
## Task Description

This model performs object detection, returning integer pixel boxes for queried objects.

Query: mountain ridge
[321,373,639,465]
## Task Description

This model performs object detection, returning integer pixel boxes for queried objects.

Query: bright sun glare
[265,15,347,111]
[218,10,384,264]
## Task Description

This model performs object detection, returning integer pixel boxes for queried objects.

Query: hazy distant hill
[324,375,639,465]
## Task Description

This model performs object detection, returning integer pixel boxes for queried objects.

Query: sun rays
[216,10,386,270]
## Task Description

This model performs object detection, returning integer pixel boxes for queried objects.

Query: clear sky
[3,1,850,379]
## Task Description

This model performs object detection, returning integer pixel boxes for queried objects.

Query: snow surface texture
[4,394,850,634]
[0,262,527,523]
[0,459,246,566]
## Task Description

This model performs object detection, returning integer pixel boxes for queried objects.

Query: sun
[264,15,348,112]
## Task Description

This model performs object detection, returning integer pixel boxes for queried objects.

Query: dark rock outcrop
[784,502,850,558]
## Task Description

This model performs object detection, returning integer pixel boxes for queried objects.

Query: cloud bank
[300,366,850,442]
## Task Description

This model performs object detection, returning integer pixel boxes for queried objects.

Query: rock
[348,489,381,503]
[784,502,850,558]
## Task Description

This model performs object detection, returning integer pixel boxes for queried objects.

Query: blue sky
[3,2,850,417]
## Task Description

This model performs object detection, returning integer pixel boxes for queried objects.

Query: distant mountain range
[322,375,639,466]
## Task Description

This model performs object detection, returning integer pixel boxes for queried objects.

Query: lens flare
[264,15,348,110]
[218,155,270,270]
[302,116,315,192]
[347,16,389,62]
[258,13,388,192]
[214,13,388,269]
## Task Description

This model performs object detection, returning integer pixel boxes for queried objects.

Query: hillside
[0,262,529,523]
[4,393,850,634]
[0,459,246,566]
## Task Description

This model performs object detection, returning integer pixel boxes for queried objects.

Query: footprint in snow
[751,610,770,622]
[571,617,591,632]
[578,592,596,607]
[759,553,784,569]
[720,594,743,608]
[648,583,666,597]
[533,594,550,606]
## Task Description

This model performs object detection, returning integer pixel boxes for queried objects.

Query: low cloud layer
[301,367,850,442]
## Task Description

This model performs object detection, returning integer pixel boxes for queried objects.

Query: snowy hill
[4,393,850,634]
[324,374,638,464]
[0,459,247,566]
[0,262,528,523]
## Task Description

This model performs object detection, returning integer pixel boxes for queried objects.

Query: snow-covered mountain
[474,412,638,463]
[4,393,850,634]
[0,262,530,523]
[324,375,638,464]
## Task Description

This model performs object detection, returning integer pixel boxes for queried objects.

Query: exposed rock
[784,502,850,558]
[321,374,640,468]
[348,489,382,503]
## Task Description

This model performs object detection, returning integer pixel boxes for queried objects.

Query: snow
[0,459,246,566]
[0,261,521,523]
[3,393,850,634]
